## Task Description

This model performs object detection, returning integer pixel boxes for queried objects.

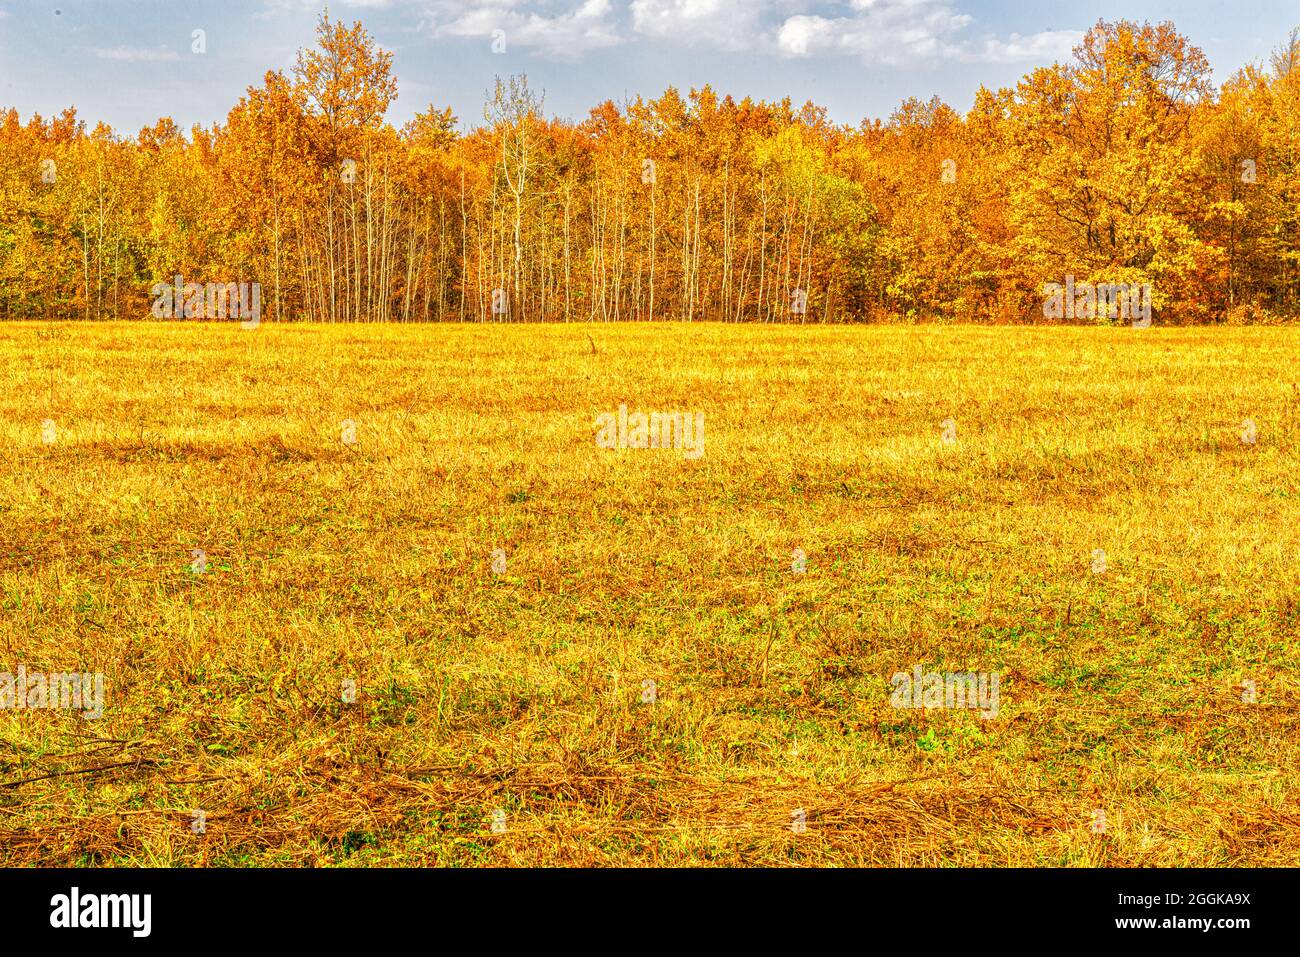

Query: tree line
[1,15,1297,324]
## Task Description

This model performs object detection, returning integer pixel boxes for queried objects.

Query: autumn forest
[1,14,1298,325]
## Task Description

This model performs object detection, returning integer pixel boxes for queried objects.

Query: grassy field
[1,320,1297,867]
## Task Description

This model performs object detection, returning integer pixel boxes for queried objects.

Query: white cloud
[423,0,622,60]
[975,30,1081,64]
[262,0,1082,66]
[630,0,771,51]
[634,0,1082,67]
[774,15,828,57]
[773,1,969,65]
[93,46,182,62]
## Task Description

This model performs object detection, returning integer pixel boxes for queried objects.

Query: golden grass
[0,320,1297,866]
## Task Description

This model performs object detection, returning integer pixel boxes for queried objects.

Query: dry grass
[0,320,1297,866]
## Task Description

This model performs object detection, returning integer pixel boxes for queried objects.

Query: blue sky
[0,0,1296,135]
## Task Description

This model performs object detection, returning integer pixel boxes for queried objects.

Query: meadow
[0,320,1297,866]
